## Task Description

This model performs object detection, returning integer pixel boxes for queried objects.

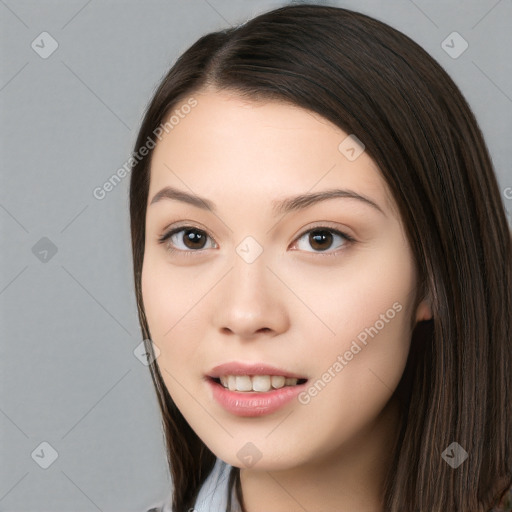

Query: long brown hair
[129,5,512,511]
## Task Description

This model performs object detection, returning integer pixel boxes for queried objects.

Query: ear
[415,293,433,323]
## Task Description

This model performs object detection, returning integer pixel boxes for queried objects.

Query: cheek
[141,252,207,374]
[140,255,167,341]
[296,297,412,448]
[141,253,189,355]
[141,247,190,338]
[297,242,415,353]
[141,258,201,411]
[297,239,416,407]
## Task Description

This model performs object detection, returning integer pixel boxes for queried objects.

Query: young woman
[130,4,512,512]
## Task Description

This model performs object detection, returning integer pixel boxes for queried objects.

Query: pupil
[184,229,206,249]
[310,230,332,251]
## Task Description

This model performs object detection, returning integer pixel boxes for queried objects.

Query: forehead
[148,90,398,218]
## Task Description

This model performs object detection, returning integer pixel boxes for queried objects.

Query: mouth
[208,375,308,393]
[206,373,310,417]
[206,361,309,393]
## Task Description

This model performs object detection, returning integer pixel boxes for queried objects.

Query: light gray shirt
[146,457,241,512]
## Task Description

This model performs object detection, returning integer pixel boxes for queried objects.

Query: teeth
[236,375,253,392]
[217,375,301,392]
[271,375,286,389]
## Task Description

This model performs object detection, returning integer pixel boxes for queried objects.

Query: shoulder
[490,482,512,512]
[194,457,238,511]
[144,505,166,512]
[143,460,233,512]
[143,494,172,512]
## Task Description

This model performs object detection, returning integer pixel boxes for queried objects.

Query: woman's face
[141,89,431,470]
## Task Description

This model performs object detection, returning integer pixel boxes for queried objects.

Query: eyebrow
[149,186,385,216]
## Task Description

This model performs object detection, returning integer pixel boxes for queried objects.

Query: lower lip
[206,377,308,417]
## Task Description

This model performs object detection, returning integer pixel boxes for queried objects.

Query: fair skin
[141,89,432,512]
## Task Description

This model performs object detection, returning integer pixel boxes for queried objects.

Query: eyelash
[157,223,356,259]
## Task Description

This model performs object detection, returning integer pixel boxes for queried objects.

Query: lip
[206,377,309,417]
[206,361,308,379]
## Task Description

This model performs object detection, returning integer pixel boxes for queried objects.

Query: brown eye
[158,226,217,255]
[309,230,334,251]
[180,228,208,250]
[292,227,354,255]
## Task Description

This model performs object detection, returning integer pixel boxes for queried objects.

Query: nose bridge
[229,239,272,309]
[215,238,286,336]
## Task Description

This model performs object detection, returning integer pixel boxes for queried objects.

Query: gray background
[1,0,511,511]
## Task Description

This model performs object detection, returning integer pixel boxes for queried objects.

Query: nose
[213,251,289,339]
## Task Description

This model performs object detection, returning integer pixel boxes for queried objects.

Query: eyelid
[159,221,216,241]
[293,221,356,241]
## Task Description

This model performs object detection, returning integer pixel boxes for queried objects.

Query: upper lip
[207,362,308,380]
